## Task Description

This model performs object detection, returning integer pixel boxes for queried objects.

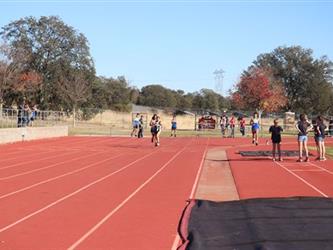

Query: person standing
[171,115,177,137]
[314,115,327,161]
[295,114,313,162]
[149,114,157,143]
[152,116,162,146]
[130,113,140,137]
[138,115,144,138]
[250,112,260,145]
[239,116,246,136]
[229,115,236,138]
[220,114,227,137]
[269,119,283,161]
[29,104,38,126]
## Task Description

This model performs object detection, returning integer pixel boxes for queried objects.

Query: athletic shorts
[298,135,308,142]
[252,128,258,134]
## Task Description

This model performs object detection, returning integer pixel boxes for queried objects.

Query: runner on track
[131,113,140,137]
[149,114,157,143]
[152,116,162,146]
[250,112,260,145]
[171,115,177,137]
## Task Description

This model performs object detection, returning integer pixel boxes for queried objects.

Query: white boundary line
[171,137,209,250]
[0,153,125,200]
[0,148,161,234]
[291,169,324,172]
[0,137,117,171]
[306,161,333,175]
[67,144,189,250]
[274,161,328,198]
[0,151,77,171]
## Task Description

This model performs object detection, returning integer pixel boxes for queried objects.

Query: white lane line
[306,161,333,175]
[0,153,125,200]
[0,151,76,171]
[0,149,159,234]
[0,151,103,180]
[171,137,209,250]
[67,145,189,250]
[291,169,324,172]
[0,137,128,173]
[274,161,328,198]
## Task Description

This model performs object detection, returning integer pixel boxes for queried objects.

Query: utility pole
[214,69,225,95]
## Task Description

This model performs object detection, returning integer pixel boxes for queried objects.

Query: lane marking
[0,152,104,180]
[0,151,78,171]
[0,147,162,234]
[274,161,328,197]
[171,137,209,250]
[0,137,119,171]
[0,153,125,200]
[67,145,189,250]
[306,161,333,175]
[291,169,324,172]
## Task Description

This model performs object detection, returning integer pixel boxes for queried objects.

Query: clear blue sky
[1,0,333,95]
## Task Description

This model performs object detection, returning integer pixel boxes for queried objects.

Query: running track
[0,136,332,249]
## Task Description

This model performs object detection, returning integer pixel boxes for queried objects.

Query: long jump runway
[0,136,333,249]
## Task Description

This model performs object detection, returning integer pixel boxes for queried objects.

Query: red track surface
[0,136,332,250]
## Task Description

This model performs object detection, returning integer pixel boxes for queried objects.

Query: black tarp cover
[177,197,333,250]
[239,151,313,157]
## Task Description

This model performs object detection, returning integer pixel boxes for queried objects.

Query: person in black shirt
[138,115,144,138]
[295,114,313,162]
[314,115,327,161]
[269,119,283,161]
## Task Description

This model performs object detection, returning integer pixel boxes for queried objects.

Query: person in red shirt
[239,116,246,136]
[229,115,236,138]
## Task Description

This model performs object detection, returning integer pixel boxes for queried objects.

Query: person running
[314,115,327,161]
[229,115,236,138]
[220,114,227,137]
[250,112,260,145]
[152,116,162,146]
[239,116,246,136]
[171,115,177,137]
[131,113,140,137]
[138,115,144,138]
[149,114,157,143]
[295,114,313,162]
[269,119,283,161]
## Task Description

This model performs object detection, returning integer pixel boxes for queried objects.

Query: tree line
[1,16,332,119]
[0,16,230,117]
[231,46,333,115]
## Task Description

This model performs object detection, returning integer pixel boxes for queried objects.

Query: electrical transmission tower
[214,69,225,95]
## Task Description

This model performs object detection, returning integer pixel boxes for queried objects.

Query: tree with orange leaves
[231,67,287,112]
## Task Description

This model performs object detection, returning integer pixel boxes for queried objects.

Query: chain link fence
[1,107,332,137]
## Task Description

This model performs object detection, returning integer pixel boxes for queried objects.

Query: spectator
[130,113,140,137]
[229,115,236,138]
[239,116,246,136]
[138,115,144,138]
[29,104,38,126]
